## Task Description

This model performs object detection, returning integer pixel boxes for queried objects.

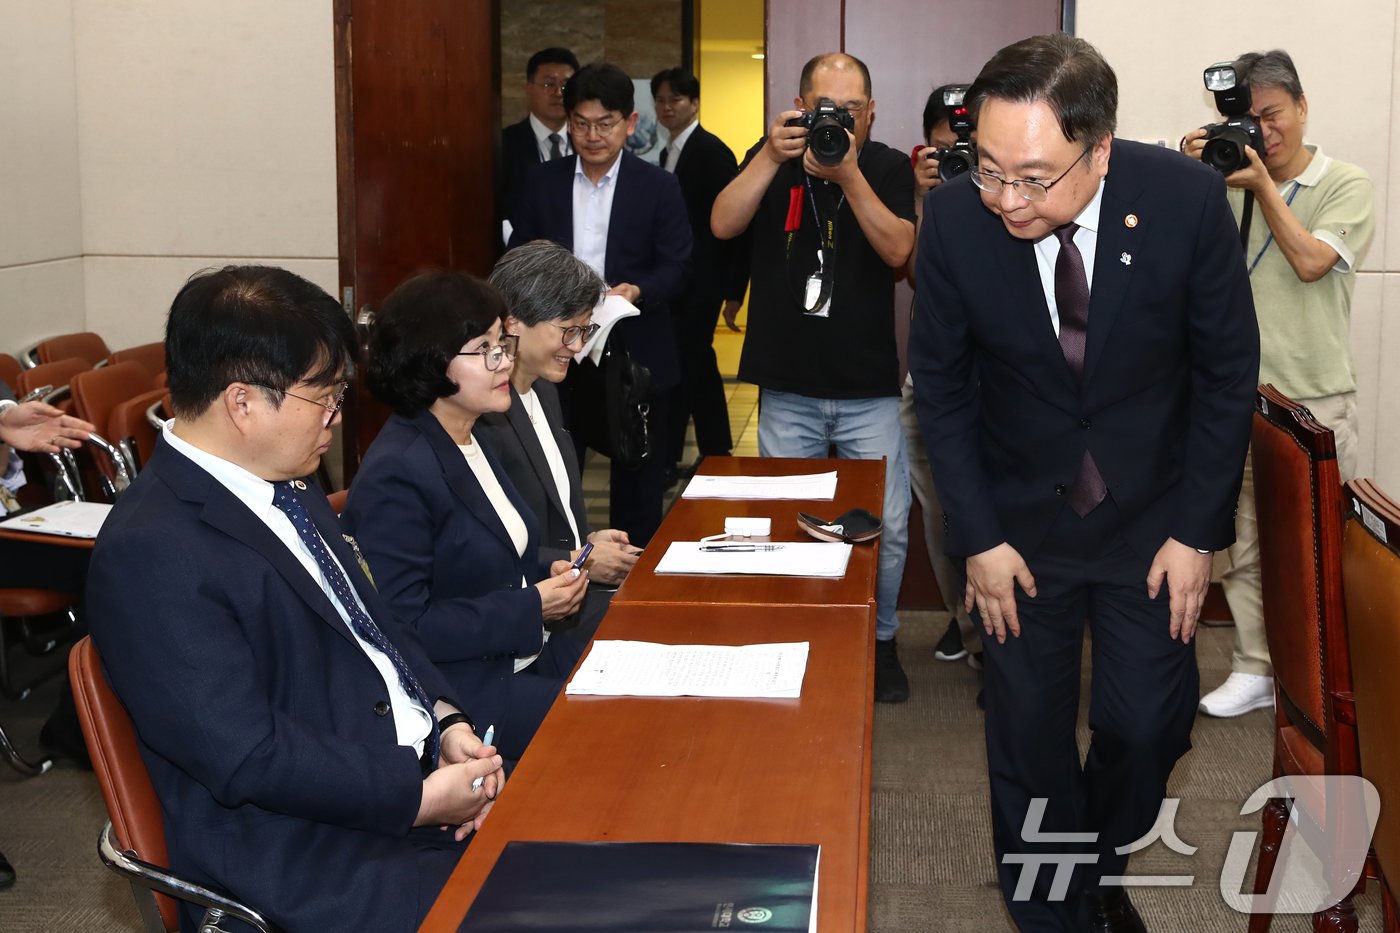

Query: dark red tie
[1053,224,1107,516]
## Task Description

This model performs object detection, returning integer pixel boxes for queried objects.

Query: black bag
[567,338,652,470]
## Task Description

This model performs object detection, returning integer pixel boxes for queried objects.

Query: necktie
[547,132,562,160]
[1053,224,1107,517]
[271,480,440,767]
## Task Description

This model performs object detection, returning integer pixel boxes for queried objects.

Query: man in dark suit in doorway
[509,62,692,546]
[911,34,1258,932]
[651,67,750,484]
[500,47,579,227]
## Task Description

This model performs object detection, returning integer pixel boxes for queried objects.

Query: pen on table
[471,723,495,790]
[698,544,784,552]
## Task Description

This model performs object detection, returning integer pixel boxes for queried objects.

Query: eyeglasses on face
[569,115,623,137]
[456,333,520,372]
[251,381,348,426]
[970,148,1090,203]
[547,321,601,348]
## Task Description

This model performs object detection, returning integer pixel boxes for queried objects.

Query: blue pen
[471,724,496,791]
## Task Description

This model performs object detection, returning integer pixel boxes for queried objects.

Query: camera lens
[1201,127,1251,175]
[808,115,850,166]
[938,149,973,181]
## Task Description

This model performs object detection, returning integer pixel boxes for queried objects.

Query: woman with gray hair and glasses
[478,241,641,639]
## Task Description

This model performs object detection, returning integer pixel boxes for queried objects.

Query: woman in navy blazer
[343,270,589,760]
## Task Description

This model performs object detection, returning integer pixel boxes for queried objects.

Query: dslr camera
[1199,62,1264,175]
[786,98,856,166]
[928,85,977,181]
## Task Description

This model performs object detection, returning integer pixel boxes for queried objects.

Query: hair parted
[489,240,605,327]
[967,33,1117,148]
[563,62,634,116]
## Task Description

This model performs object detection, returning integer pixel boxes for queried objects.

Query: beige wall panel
[71,1,337,259]
[0,0,83,266]
[0,259,88,357]
[1079,0,1392,272]
[1375,274,1400,491]
[82,256,339,353]
[1349,272,1383,481]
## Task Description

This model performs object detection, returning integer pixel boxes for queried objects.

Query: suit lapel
[989,225,1078,395]
[507,387,570,525]
[1084,145,1146,386]
[409,411,520,556]
[603,152,634,277]
[150,439,361,649]
[539,384,586,532]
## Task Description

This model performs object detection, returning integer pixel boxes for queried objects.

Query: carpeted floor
[0,617,1382,932]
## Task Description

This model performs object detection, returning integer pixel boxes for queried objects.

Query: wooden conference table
[612,455,884,615]
[420,457,880,933]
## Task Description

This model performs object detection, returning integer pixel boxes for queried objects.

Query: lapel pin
[1125,213,1139,228]
[1120,252,1132,266]
[292,479,307,490]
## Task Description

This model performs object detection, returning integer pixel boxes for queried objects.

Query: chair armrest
[98,822,272,933]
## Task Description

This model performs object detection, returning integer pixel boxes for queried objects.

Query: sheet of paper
[680,471,838,500]
[654,541,851,577]
[575,293,640,365]
[566,640,809,698]
[0,500,112,539]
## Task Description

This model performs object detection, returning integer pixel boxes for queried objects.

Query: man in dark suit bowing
[86,265,504,932]
[651,67,750,483]
[509,62,692,546]
[911,35,1258,932]
[500,47,579,231]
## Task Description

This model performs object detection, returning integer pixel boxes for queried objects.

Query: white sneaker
[1198,672,1274,717]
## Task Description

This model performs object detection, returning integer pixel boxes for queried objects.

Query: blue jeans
[757,389,910,641]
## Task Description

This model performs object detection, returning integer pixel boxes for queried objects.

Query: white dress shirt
[572,152,623,278]
[529,113,572,161]
[1032,179,1105,336]
[160,422,433,756]
[663,119,699,173]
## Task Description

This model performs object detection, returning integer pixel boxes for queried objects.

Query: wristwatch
[437,712,476,735]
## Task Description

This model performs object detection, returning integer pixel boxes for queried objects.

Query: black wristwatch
[438,712,476,735]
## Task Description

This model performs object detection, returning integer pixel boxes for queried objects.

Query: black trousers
[978,500,1199,932]
[664,294,732,464]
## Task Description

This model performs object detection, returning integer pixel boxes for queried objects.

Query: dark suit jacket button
[373,700,390,716]
[1055,484,1068,496]
[1079,418,1091,429]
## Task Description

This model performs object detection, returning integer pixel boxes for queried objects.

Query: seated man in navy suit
[509,62,692,546]
[86,265,504,932]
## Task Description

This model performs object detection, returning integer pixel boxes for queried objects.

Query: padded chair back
[1342,479,1400,888]
[108,388,167,472]
[106,342,166,379]
[0,353,22,392]
[71,362,157,481]
[36,331,109,367]
[1252,384,1348,750]
[72,362,156,435]
[327,489,348,514]
[15,356,90,404]
[69,636,179,931]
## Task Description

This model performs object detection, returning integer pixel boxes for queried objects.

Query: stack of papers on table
[0,500,111,539]
[566,640,809,698]
[654,541,851,577]
[681,471,837,500]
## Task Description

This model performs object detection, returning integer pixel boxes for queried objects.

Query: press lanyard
[801,175,844,314]
[1247,182,1302,275]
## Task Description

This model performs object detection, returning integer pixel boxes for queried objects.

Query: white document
[654,541,851,578]
[566,640,810,698]
[575,293,641,366]
[680,471,838,500]
[0,500,111,539]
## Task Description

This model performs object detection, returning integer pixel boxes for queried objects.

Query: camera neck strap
[1246,181,1301,274]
